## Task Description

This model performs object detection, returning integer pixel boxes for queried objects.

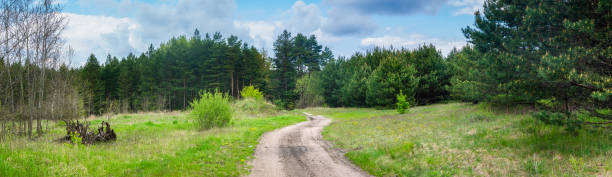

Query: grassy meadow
[2,102,610,177]
[305,103,612,176]
[0,111,305,177]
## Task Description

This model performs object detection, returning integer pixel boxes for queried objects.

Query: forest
[0,0,611,176]
[1,0,611,139]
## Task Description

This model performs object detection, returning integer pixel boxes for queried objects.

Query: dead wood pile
[61,120,116,144]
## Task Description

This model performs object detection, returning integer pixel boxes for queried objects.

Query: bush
[273,99,294,110]
[190,90,232,130]
[235,98,262,112]
[533,111,583,133]
[233,98,278,117]
[240,86,263,100]
[396,91,410,114]
[296,75,325,108]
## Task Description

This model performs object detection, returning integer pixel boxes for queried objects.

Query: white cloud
[361,34,467,55]
[312,29,342,43]
[284,1,324,34]
[62,13,139,65]
[234,1,336,52]
[62,0,472,65]
[233,20,279,51]
[448,0,484,16]
[63,0,242,66]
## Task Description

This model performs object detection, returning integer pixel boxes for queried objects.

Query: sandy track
[248,113,371,177]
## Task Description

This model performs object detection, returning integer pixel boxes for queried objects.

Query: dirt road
[248,113,371,177]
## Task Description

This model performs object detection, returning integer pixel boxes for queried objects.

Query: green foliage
[460,0,612,125]
[395,91,410,114]
[77,29,331,113]
[409,45,452,105]
[315,46,450,108]
[78,30,272,114]
[240,86,263,100]
[533,111,584,133]
[0,100,3,116]
[317,58,345,107]
[446,46,486,103]
[533,111,568,126]
[536,98,558,109]
[80,54,105,115]
[235,98,261,112]
[366,56,418,107]
[269,30,330,110]
[190,90,232,130]
[69,131,83,145]
[296,74,325,108]
[270,30,298,110]
[233,98,278,118]
[272,99,294,110]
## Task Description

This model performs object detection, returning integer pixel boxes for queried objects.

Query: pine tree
[366,56,419,108]
[409,45,451,105]
[271,30,298,109]
[80,54,104,115]
[463,0,612,124]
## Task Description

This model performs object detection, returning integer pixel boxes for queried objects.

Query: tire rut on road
[248,113,371,177]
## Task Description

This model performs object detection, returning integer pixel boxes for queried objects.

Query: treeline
[0,0,77,139]
[78,31,269,114]
[304,0,611,128]
[76,29,333,113]
[312,45,450,108]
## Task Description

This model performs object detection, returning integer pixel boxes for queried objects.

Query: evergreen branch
[584,120,612,125]
[570,80,601,91]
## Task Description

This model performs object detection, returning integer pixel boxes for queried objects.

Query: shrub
[396,91,410,114]
[296,75,325,108]
[273,99,294,110]
[190,90,232,130]
[235,86,278,116]
[533,111,583,133]
[233,98,278,117]
[70,131,83,145]
[240,86,263,100]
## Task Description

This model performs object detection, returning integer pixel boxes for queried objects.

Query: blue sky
[59,0,484,65]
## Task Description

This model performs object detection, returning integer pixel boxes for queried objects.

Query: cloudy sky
[60,0,484,66]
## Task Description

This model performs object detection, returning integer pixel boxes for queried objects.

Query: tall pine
[271,30,298,109]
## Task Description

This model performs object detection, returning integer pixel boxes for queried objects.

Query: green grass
[0,112,305,177]
[304,103,612,176]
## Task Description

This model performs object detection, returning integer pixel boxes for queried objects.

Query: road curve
[248,113,371,177]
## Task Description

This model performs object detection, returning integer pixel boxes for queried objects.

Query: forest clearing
[2,103,611,176]
[1,0,611,176]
